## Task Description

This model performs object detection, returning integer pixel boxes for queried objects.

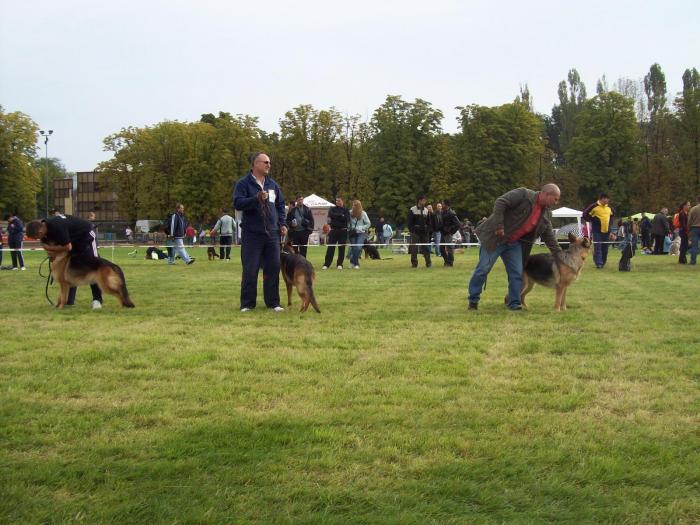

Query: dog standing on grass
[27,219,135,309]
[48,249,135,308]
[280,241,320,313]
[520,233,591,311]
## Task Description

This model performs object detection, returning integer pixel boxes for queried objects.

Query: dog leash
[38,256,55,306]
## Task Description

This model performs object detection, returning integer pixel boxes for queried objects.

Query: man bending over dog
[27,215,104,309]
[467,184,562,311]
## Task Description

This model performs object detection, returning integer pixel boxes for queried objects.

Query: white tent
[302,194,334,244]
[552,206,583,228]
[303,193,333,208]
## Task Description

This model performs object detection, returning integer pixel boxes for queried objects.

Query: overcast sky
[1,0,698,172]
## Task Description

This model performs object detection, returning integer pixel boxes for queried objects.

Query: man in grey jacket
[468,184,562,311]
[211,208,235,260]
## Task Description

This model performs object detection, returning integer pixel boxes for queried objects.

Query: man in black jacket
[322,196,351,270]
[286,194,315,258]
[407,195,432,268]
[26,215,104,309]
[439,199,461,267]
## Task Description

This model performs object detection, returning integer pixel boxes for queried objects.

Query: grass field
[1,244,699,524]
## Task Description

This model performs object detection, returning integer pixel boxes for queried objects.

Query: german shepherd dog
[520,233,591,311]
[363,240,381,260]
[280,241,320,313]
[50,251,135,309]
[207,247,219,260]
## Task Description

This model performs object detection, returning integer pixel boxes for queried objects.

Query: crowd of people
[3,150,699,312]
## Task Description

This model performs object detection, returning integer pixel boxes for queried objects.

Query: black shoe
[468,302,478,310]
[186,258,196,265]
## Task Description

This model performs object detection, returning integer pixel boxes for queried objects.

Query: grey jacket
[475,187,561,253]
[651,213,670,236]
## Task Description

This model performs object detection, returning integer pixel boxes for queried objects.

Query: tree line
[2,63,698,226]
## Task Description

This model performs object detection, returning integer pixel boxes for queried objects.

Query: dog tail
[307,271,320,313]
[109,262,135,308]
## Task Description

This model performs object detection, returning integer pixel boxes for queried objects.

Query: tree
[0,106,41,219]
[547,69,587,166]
[453,102,544,219]
[674,68,700,196]
[34,157,70,216]
[567,92,641,212]
[368,96,443,221]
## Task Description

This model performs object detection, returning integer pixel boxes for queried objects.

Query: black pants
[409,233,432,267]
[219,235,232,260]
[440,242,454,266]
[9,240,24,268]
[679,232,689,263]
[240,230,281,309]
[641,230,651,249]
[290,230,311,258]
[652,234,666,254]
[66,235,102,305]
[324,229,348,267]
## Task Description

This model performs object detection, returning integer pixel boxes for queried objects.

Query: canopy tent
[303,193,333,208]
[301,193,334,244]
[625,212,655,221]
[551,206,583,228]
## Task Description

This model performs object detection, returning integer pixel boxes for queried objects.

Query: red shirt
[508,199,543,242]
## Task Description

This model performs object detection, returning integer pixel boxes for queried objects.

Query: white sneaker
[21,267,26,271]
[353,265,360,269]
[272,306,284,312]
[91,300,102,310]
[336,265,343,270]
[240,307,252,312]
[12,267,18,271]
[322,265,328,270]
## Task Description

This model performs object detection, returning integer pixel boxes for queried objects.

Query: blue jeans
[169,238,192,263]
[348,233,365,266]
[433,231,441,256]
[690,227,700,265]
[468,241,523,309]
[592,231,610,268]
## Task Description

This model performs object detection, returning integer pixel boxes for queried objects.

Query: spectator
[407,195,432,268]
[4,213,26,270]
[430,203,443,256]
[651,208,671,255]
[688,196,700,265]
[582,193,616,269]
[185,224,196,246]
[125,225,133,244]
[468,184,562,311]
[382,221,393,247]
[677,201,691,264]
[348,200,371,269]
[233,151,287,312]
[167,204,195,265]
[286,194,315,258]
[439,199,461,267]
[376,217,386,246]
[640,213,652,252]
[322,196,351,270]
[211,208,235,261]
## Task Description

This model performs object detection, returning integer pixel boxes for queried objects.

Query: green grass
[1,245,699,524]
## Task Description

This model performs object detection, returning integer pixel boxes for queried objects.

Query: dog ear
[568,232,576,243]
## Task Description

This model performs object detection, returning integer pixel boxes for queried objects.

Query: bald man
[468,184,563,311]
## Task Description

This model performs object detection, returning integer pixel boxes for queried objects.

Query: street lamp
[39,129,53,217]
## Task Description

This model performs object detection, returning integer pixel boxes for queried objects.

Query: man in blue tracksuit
[233,152,288,312]
[5,213,26,270]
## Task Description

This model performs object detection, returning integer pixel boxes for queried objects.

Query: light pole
[39,129,53,217]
